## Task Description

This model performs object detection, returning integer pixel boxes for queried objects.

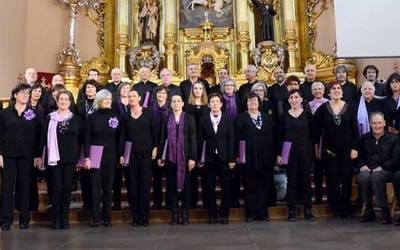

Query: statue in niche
[251,0,277,41]
[137,0,159,44]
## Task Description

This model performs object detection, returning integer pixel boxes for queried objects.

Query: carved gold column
[163,0,177,75]
[235,0,250,74]
[116,0,130,76]
[282,0,301,72]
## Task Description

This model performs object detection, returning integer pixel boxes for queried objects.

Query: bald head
[304,64,317,81]
[25,68,38,85]
[245,65,258,83]
[111,68,122,83]
[51,74,64,86]
[139,67,151,82]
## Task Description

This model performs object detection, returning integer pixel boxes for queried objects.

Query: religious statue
[137,0,159,44]
[251,0,277,41]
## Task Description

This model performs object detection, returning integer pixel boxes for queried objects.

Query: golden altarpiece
[58,0,356,95]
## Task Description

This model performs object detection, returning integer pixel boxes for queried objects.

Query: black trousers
[205,154,231,219]
[313,158,325,201]
[113,165,128,208]
[286,148,312,209]
[90,153,116,223]
[167,162,190,210]
[357,170,393,208]
[15,164,39,211]
[229,165,242,205]
[244,169,271,220]
[152,160,169,207]
[127,154,152,222]
[80,169,91,209]
[325,150,353,214]
[47,162,75,223]
[190,166,208,207]
[1,157,32,226]
[393,170,400,203]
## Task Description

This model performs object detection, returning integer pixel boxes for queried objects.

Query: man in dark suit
[133,66,157,107]
[180,64,210,104]
[198,93,235,224]
[105,68,123,97]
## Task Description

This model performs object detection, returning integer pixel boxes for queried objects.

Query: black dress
[85,108,119,225]
[341,81,359,105]
[314,102,358,217]
[119,108,157,224]
[0,105,41,228]
[185,104,210,208]
[382,97,399,129]
[235,112,276,220]
[278,111,314,210]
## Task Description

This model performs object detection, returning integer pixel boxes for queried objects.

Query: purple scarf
[47,110,73,166]
[152,101,169,124]
[167,112,186,191]
[308,97,328,115]
[357,96,370,136]
[223,94,237,119]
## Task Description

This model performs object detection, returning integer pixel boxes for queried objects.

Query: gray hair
[360,81,375,96]
[220,78,238,93]
[311,81,325,92]
[245,64,258,72]
[335,64,348,74]
[93,89,112,110]
[250,82,268,99]
[369,111,385,124]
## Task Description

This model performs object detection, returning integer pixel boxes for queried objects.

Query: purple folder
[238,140,246,164]
[143,91,150,108]
[124,141,132,166]
[77,145,104,169]
[200,141,206,163]
[281,141,292,165]
[161,139,168,161]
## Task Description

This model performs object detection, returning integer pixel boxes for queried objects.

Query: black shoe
[171,209,178,225]
[131,220,139,227]
[359,207,375,223]
[141,219,149,227]
[288,208,296,222]
[60,215,70,229]
[182,209,189,225]
[246,217,255,222]
[112,205,122,211]
[208,218,217,224]
[220,218,229,224]
[315,194,323,205]
[304,208,316,221]
[1,224,11,231]
[103,221,112,227]
[381,208,392,224]
[90,222,100,227]
[19,223,29,230]
[394,217,400,226]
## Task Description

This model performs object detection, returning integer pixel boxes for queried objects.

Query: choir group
[1,63,400,231]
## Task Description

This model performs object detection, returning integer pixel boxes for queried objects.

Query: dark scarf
[167,112,186,191]
[223,94,237,119]
[117,99,129,115]
[152,101,169,124]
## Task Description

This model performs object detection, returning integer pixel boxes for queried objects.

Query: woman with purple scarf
[151,85,171,209]
[42,90,81,229]
[308,81,328,204]
[119,89,158,227]
[158,95,197,225]
[111,82,131,210]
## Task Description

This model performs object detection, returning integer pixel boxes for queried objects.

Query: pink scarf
[47,110,73,166]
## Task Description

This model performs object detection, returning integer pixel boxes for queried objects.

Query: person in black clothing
[335,65,359,104]
[0,84,42,231]
[76,79,98,211]
[159,68,182,101]
[356,112,400,224]
[235,92,276,222]
[150,85,171,209]
[111,82,131,210]
[158,95,197,225]
[119,89,158,226]
[184,81,210,209]
[250,0,276,41]
[77,68,101,102]
[277,89,315,222]
[382,73,400,134]
[251,82,275,117]
[47,84,76,114]
[268,67,287,108]
[210,68,229,94]
[198,93,235,224]
[105,68,123,98]
[85,89,120,227]
[42,90,81,229]
[238,65,262,109]
[300,64,319,102]
[180,64,210,104]
[362,65,385,99]
[280,75,311,117]
[133,66,157,107]
[356,81,383,137]
[314,82,359,218]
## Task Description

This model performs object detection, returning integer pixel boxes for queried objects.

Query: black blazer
[158,112,197,163]
[198,114,235,163]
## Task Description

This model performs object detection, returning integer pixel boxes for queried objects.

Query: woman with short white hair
[357,81,383,137]
[85,89,120,227]
[250,82,275,117]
